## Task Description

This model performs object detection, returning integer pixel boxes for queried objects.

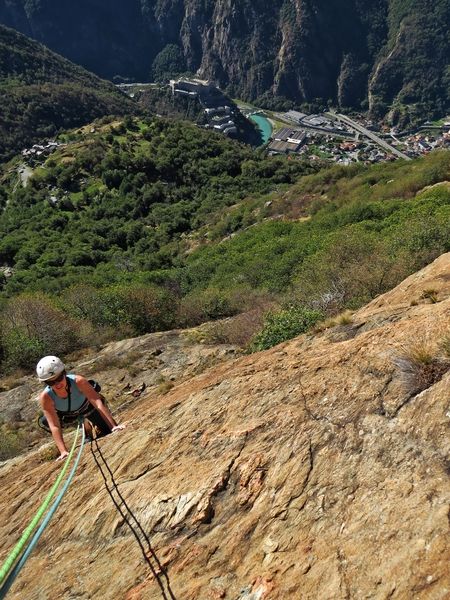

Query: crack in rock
[193,435,248,525]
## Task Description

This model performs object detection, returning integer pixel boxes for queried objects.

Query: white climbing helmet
[36,355,65,382]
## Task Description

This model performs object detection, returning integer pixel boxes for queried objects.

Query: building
[302,115,328,127]
[268,128,306,154]
[205,106,232,116]
[211,114,234,126]
[170,78,239,137]
[170,78,215,97]
[283,110,307,122]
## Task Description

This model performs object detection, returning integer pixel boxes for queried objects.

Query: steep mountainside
[0,0,448,124]
[0,25,135,161]
[0,253,449,598]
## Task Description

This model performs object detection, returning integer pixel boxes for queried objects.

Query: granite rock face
[0,254,449,599]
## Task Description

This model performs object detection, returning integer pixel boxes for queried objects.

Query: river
[249,113,273,145]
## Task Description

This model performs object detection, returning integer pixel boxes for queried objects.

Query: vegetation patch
[249,306,323,352]
[420,288,439,303]
[394,336,450,396]
[0,424,27,461]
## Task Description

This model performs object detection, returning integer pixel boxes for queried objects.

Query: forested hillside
[0,115,448,374]
[0,116,312,296]
[0,0,448,125]
[0,25,135,161]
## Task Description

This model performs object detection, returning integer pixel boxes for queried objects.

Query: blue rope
[0,421,86,599]
[0,422,80,586]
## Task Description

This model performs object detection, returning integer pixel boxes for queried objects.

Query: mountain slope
[0,25,135,161]
[0,0,448,124]
[368,0,449,124]
[0,253,449,598]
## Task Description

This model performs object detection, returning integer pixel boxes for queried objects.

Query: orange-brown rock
[0,254,449,599]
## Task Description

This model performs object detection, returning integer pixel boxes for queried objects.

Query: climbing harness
[38,379,111,437]
[0,420,85,599]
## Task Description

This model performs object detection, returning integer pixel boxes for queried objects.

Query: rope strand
[0,421,85,599]
[0,422,81,586]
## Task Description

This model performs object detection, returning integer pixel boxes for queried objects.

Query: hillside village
[267,124,450,164]
[266,110,450,164]
[19,107,450,171]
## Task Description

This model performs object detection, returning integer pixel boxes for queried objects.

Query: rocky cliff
[0,253,449,599]
[0,0,448,124]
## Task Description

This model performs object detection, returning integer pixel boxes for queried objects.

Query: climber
[36,355,125,461]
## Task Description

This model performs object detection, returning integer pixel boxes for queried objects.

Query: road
[327,112,411,160]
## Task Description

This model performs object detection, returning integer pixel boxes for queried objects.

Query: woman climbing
[36,355,125,461]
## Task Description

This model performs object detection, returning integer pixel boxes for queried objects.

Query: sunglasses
[45,372,66,385]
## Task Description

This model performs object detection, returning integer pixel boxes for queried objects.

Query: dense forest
[0,115,448,373]
[0,0,448,126]
[0,25,135,161]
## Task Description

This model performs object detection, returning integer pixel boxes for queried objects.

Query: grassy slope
[0,116,313,295]
[0,113,448,374]
[182,151,450,294]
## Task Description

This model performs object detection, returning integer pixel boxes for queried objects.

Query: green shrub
[250,306,323,351]
[62,283,177,336]
[0,293,82,371]
[1,329,45,371]
[292,227,415,313]
[120,284,177,334]
[177,288,237,327]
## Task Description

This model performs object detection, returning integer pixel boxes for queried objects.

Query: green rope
[0,423,80,586]
[0,422,86,599]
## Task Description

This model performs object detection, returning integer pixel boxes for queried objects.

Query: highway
[327,112,411,160]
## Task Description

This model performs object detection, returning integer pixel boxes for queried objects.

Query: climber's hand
[111,424,126,433]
